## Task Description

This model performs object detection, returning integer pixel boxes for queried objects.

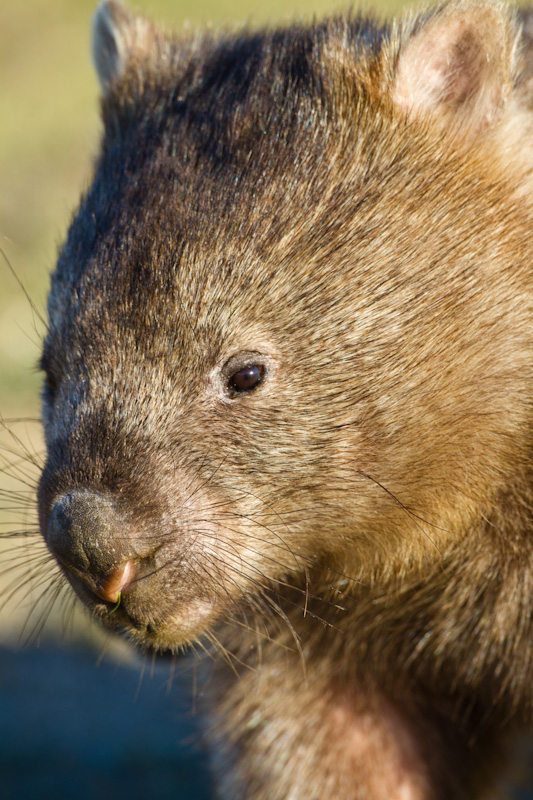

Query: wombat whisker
[208,510,301,540]
[358,470,444,552]
[191,530,296,590]
[0,562,53,605]
[241,600,289,649]
[3,559,62,605]
[208,520,364,589]
[0,417,41,425]
[4,542,53,564]
[22,589,71,647]
[217,511,302,548]
[0,525,41,539]
[205,520,303,575]
[206,499,323,523]
[59,592,81,640]
[208,509,302,573]
[230,590,273,631]
[247,507,320,518]
[203,630,246,677]
[270,577,347,614]
[0,485,36,498]
[17,575,66,646]
[199,521,364,596]
[259,593,307,678]
[200,549,276,596]
[189,652,199,712]
[0,506,39,522]
[202,546,336,637]
[96,627,123,669]
[259,585,342,631]
[0,465,39,490]
[184,455,229,505]
[181,452,209,496]
[0,550,54,575]
[3,565,60,596]
[0,246,48,332]
[0,449,39,470]
[189,549,287,630]
[1,509,40,524]
[188,552,253,611]
[189,635,215,665]
[0,464,36,491]
[159,650,179,695]
[213,498,358,597]
[130,542,247,601]
[0,528,46,544]
[0,494,38,510]
[205,493,366,584]
[199,525,345,610]
[0,422,44,470]
[216,482,296,534]
[228,613,294,651]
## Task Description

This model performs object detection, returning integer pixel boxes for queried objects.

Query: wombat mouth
[69,571,220,652]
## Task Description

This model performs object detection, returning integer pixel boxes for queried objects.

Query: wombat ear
[92,0,155,91]
[393,2,517,134]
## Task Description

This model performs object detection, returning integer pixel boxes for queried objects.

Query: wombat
[36,0,533,797]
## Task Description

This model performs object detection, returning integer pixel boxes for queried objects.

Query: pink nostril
[95,560,134,603]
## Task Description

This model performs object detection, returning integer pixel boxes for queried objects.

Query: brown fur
[37,2,533,797]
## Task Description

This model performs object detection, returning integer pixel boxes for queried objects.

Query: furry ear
[393,2,518,134]
[92,0,155,91]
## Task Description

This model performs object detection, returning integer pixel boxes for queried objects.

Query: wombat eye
[228,365,265,394]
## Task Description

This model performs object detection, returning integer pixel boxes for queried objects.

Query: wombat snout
[42,480,222,647]
[46,491,136,604]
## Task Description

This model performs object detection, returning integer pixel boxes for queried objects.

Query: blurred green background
[2,1,533,799]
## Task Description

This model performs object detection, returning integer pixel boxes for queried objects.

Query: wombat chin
[109,600,217,653]
[36,0,533,797]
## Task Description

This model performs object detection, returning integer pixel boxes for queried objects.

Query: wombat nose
[93,559,134,603]
[46,491,135,601]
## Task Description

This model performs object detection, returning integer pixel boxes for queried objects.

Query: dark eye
[228,364,265,394]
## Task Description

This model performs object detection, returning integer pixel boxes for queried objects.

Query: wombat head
[38,1,533,652]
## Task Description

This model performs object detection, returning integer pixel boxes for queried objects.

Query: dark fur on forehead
[99,15,388,136]
[51,16,395,347]
[65,18,390,238]
[57,0,520,312]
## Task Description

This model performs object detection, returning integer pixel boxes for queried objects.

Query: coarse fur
[36,1,533,797]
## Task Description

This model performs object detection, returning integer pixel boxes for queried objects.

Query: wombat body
[37,1,533,797]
